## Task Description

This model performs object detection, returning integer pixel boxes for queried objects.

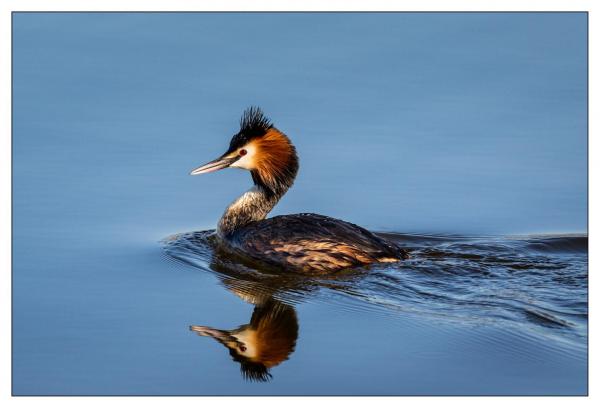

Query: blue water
[13,13,587,395]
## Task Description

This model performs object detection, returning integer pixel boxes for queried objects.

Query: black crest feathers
[228,106,274,152]
[239,106,273,136]
[227,349,273,382]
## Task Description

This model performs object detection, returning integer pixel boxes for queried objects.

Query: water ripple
[162,231,588,356]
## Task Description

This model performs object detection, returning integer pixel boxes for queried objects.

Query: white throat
[216,186,278,239]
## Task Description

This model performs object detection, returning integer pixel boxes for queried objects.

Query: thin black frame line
[9,10,590,14]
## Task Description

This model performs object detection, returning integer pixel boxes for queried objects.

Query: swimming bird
[190,107,409,273]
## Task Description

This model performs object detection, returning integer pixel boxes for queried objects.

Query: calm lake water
[13,13,587,395]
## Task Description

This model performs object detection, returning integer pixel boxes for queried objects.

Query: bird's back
[227,213,409,273]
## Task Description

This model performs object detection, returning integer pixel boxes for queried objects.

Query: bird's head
[190,107,299,196]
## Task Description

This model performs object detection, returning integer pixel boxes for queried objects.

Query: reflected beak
[190,325,237,345]
[190,155,238,175]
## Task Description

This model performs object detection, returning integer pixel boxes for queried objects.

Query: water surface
[161,230,587,394]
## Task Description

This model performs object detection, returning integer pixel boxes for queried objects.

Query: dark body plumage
[228,213,409,273]
[191,107,409,274]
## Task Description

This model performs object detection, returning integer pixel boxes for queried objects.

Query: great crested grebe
[190,107,409,273]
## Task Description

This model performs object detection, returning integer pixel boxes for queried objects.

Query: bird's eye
[239,149,247,156]
[239,345,247,352]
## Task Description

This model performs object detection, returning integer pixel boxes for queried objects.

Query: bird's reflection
[190,298,298,382]
[186,234,311,382]
[166,231,364,382]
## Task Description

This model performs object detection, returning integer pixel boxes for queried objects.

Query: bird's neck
[217,184,286,239]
